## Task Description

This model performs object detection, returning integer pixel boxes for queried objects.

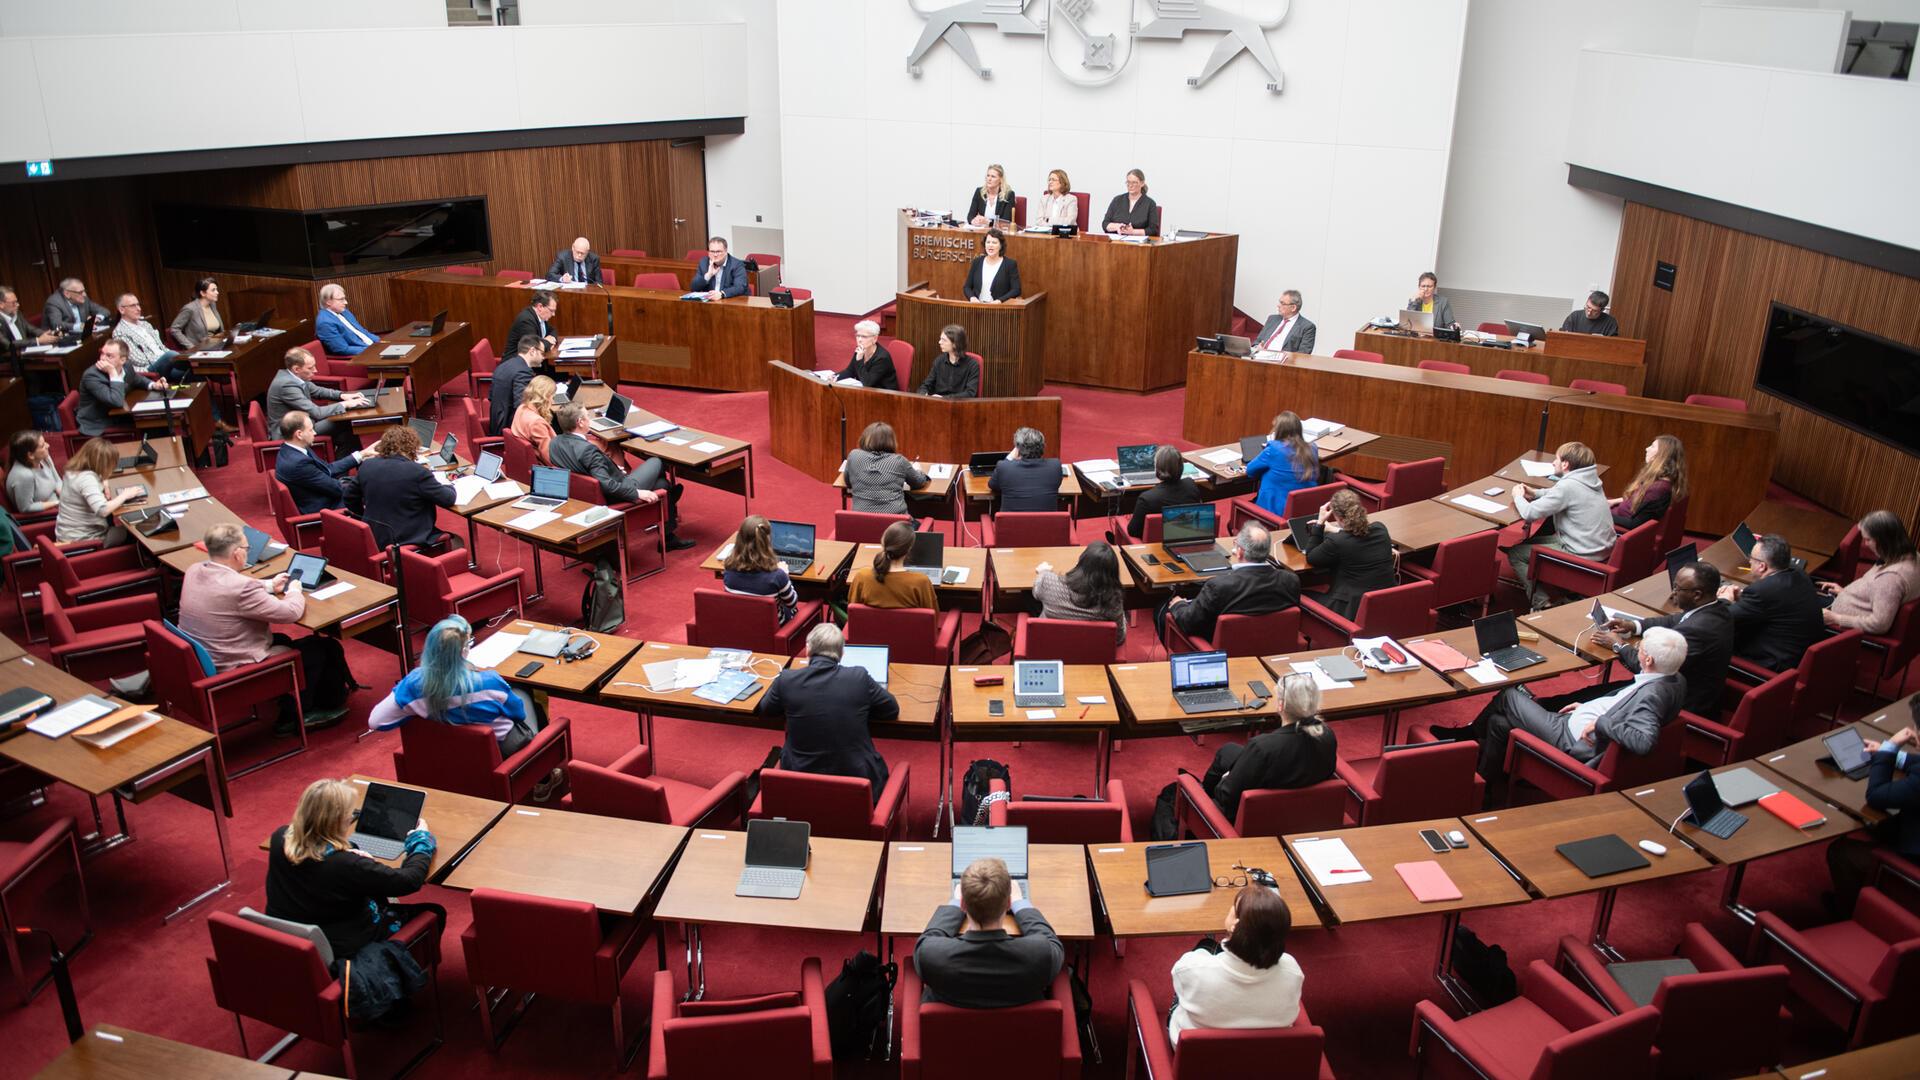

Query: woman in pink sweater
[1823,510,1919,635]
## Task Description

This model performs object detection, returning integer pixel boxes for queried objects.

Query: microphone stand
[1534,390,1597,453]
[16,928,84,1043]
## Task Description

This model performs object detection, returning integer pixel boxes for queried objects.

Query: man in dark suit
[43,278,110,338]
[345,429,456,549]
[504,292,559,363]
[77,339,162,436]
[1161,523,1301,643]
[1718,533,1824,671]
[1827,723,1920,912]
[547,402,691,550]
[546,237,602,284]
[488,339,542,435]
[836,320,899,389]
[1254,290,1316,355]
[916,856,1063,1009]
[274,411,362,514]
[690,237,749,300]
[0,285,58,372]
[1594,562,1734,716]
[758,624,899,801]
[1560,290,1620,336]
[988,427,1062,512]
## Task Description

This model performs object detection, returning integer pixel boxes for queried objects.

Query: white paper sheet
[1302,418,1344,438]
[662,436,691,446]
[560,337,596,348]
[467,632,528,670]
[641,658,681,690]
[309,581,356,601]
[1463,660,1508,685]
[630,420,677,438]
[1083,470,1119,487]
[1074,458,1120,472]
[130,399,183,413]
[159,487,209,505]
[943,566,971,585]
[27,696,115,738]
[189,350,233,359]
[1451,494,1508,515]
[452,475,488,505]
[927,463,954,480]
[504,509,561,530]
[1026,710,1057,720]
[1292,837,1371,886]
[673,658,723,689]
[1519,459,1557,478]
[1200,448,1241,464]
[484,479,524,499]
[689,441,725,454]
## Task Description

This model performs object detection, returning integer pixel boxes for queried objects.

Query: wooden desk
[960,464,1081,512]
[1182,351,1778,534]
[1109,657,1280,735]
[120,495,246,557]
[950,662,1119,802]
[36,1024,294,1079]
[599,641,790,747]
[1520,592,1661,664]
[1283,819,1530,925]
[1860,692,1920,737]
[895,288,1048,398]
[333,388,410,430]
[1371,501,1496,552]
[348,320,473,405]
[1435,479,1524,526]
[1612,570,1682,615]
[608,404,755,511]
[699,538,856,588]
[1742,499,1856,559]
[1353,327,1647,392]
[117,383,214,460]
[1088,837,1320,938]
[1124,538,1308,582]
[471,497,629,599]
[880,842,1096,939]
[655,829,882,935]
[252,775,507,885]
[1259,647,1458,738]
[192,318,314,404]
[22,333,103,392]
[853,544,987,611]
[443,806,684,913]
[1757,722,1899,824]
[544,334,615,384]
[1493,452,1612,490]
[159,552,401,671]
[0,634,24,663]
[471,619,644,703]
[599,253,697,291]
[1403,625,1593,692]
[832,459,958,520]
[108,434,188,475]
[1183,429,1383,487]
[1769,1031,1920,1078]
[990,545,1141,613]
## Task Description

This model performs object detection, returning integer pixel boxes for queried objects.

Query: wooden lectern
[894,287,1048,398]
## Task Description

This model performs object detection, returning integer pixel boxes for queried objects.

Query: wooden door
[0,186,56,304]
[667,139,708,260]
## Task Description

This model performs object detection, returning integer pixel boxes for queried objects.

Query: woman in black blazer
[963,229,1021,303]
[966,164,1015,226]
[1102,168,1159,236]
[1300,489,1396,620]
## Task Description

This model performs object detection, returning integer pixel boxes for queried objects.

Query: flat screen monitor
[1756,302,1920,456]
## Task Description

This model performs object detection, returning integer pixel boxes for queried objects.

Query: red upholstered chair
[1174,772,1348,840]
[1653,495,1689,556]
[646,960,831,1080]
[467,337,498,399]
[1,817,89,1006]
[42,590,158,683]
[1344,455,1445,512]
[1230,480,1350,533]
[1013,615,1118,664]
[393,711,573,803]
[1300,580,1437,648]
[1816,524,1865,586]
[846,603,961,664]
[633,272,680,290]
[566,470,668,581]
[1556,923,1787,1079]
[502,430,536,481]
[886,339,915,388]
[267,476,325,551]
[207,906,444,1079]
[748,253,783,271]
[1476,321,1508,334]
[1332,349,1384,363]
[831,510,911,543]
[1127,982,1333,1080]
[564,744,746,829]
[1748,886,1920,1048]
[458,395,503,458]
[1570,378,1628,395]
[1400,528,1501,616]
[145,620,307,778]
[34,534,160,607]
[246,398,332,471]
[1418,359,1471,374]
[462,888,649,1069]
[4,519,69,641]
[444,265,484,277]
[686,588,823,656]
[319,509,393,584]
[1497,368,1551,384]
[398,547,525,663]
[776,287,814,303]
[1168,608,1301,658]
[988,778,1133,843]
[1072,191,1091,232]
[1871,850,1920,915]
[748,768,910,843]
[1504,707,1685,802]
[1685,393,1747,411]
[1411,960,1659,1079]
[900,963,1079,1080]
[966,351,987,396]
[1733,628,1863,739]
[495,269,534,282]
[1862,596,1920,697]
[685,249,706,263]
[991,511,1073,545]
[56,392,133,454]
[1011,196,1028,228]
[1681,669,1796,766]
[1336,741,1485,826]
[0,475,54,528]
[1528,519,1658,600]
[610,248,648,257]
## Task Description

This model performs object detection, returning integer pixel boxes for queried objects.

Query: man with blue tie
[274,410,363,514]
[314,283,381,356]
[690,237,749,300]
[547,237,603,284]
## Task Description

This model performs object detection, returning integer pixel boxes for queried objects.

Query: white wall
[778,0,1469,332]
[1694,3,1848,71]
[0,0,446,35]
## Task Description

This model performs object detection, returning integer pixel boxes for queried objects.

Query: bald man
[548,237,603,285]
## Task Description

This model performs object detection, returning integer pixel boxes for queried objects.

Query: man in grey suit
[546,237,602,284]
[77,339,164,436]
[44,278,110,338]
[915,857,1063,1008]
[268,346,368,450]
[1253,290,1316,355]
[546,402,691,550]
[1407,271,1456,329]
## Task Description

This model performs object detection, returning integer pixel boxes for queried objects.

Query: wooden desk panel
[1407,625,1593,691]
[1436,479,1523,526]
[443,806,684,913]
[896,288,1048,398]
[1463,793,1710,899]
[1620,764,1849,865]
[1258,648,1459,720]
[1520,593,1661,664]
[1282,818,1531,924]
[991,545,1140,597]
[598,642,787,717]
[109,435,188,475]
[1109,658,1280,732]
[949,665,1120,732]
[1354,327,1647,391]
[700,538,856,587]
[1758,722,1899,824]
[254,776,507,885]
[348,320,473,404]
[38,1025,293,1079]
[1742,499,1856,559]
[0,656,213,797]
[1088,837,1320,938]
[655,829,882,934]
[472,620,644,698]
[1861,693,1920,737]
[853,544,987,604]
[1371,501,1496,552]
[880,842,1095,939]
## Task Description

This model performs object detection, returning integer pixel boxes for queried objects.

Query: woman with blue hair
[366,616,544,755]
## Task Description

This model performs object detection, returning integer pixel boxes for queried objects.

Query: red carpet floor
[1,312,1907,1077]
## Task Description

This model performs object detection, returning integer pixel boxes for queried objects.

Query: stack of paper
[159,487,209,505]
[1302,418,1344,439]
[1519,459,1558,478]
[565,505,620,527]
[1200,447,1242,464]
[467,632,528,670]
[689,440,726,454]
[452,474,489,506]
[483,479,524,499]
[559,337,596,349]
[505,509,561,530]
[131,399,182,413]
[1451,493,1508,515]
[27,696,116,738]
[629,420,678,439]
[927,463,954,480]
[1075,458,1120,473]
[1292,837,1370,886]
[1462,659,1507,685]
[1083,470,1119,487]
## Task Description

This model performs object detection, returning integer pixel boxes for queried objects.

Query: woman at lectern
[963,229,1021,304]
[918,325,980,399]
[966,164,1016,226]
[1033,169,1079,228]
[1102,168,1159,236]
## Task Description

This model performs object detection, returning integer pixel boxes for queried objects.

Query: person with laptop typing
[915,856,1064,1008]
[724,516,804,624]
[848,521,939,610]
[1299,489,1395,620]
[844,422,928,515]
[1126,446,1203,540]
[180,523,353,731]
[548,236,603,284]
[1254,290,1316,356]
[509,375,559,464]
[548,403,690,550]
[837,321,901,389]
[918,325,981,399]
[1609,435,1687,530]
[1158,523,1300,644]
[1825,723,1920,915]
[1433,627,1688,792]
[267,778,437,964]
[77,339,166,437]
[1033,542,1128,645]
[1167,886,1303,1043]
[489,337,546,435]
[1591,562,1733,716]
[54,438,142,547]
[1406,271,1456,330]
[276,410,365,515]
[1505,441,1613,612]
[269,347,367,452]
[345,426,458,551]
[1822,511,1920,635]
[168,277,225,350]
[1244,412,1319,519]
[1715,533,1824,672]
[367,615,552,760]
[1560,290,1620,336]
[759,624,899,801]
[989,426,1061,510]
[504,292,561,364]
[7,430,62,513]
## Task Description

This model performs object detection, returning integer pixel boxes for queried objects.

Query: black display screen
[1755,302,1920,457]
[155,197,492,279]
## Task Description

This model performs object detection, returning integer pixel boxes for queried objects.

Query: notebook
[1394,861,1462,902]
[1757,790,1829,830]
[1405,639,1472,672]
[1606,958,1697,1008]
[1555,834,1650,878]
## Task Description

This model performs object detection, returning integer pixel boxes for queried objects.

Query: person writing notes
[1032,168,1078,228]
[1102,168,1159,236]
[548,236,602,284]
[690,237,749,300]
[967,164,1015,226]
[1408,272,1456,330]
[918,324,979,399]
[1561,290,1620,336]
[963,229,1021,304]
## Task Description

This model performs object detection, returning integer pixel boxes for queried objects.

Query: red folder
[1405,639,1472,672]
[1757,790,1828,830]
[1395,860,1463,902]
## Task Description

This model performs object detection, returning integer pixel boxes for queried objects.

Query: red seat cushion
[1453,996,1570,1077]
[1801,921,1891,988]
[655,774,715,821]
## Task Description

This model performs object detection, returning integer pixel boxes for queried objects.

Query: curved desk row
[1355,326,1648,390]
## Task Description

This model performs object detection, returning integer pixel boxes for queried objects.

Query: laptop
[472,450,504,483]
[589,393,632,431]
[1682,769,1748,840]
[1399,307,1435,334]
[1712,766,1780,807]
[1283,514,1316,550]
[1504,319,1548,341]
[1665,542,1699,585]
[735,818,810,899]
[286,552,335,590]
[1732,523,1757,559]
[1163,503,1227,574]
[116,436,157,471]
[1238,435,1268,463]
[841,644,889,688]
[1171,650,1239,714]
[905,531,945,582]
[408,310,448,338]
[1473,610,1545,672]
[511,465,571,510]
[349,782,427,860]
[951,825,1029,900]
[1144,841,1214,897]
[1219,334,1253,358]
[1117,443,1158,486]
[1012,660,1066,709]
[1821,727,1875,781]
[236,307,274,334]
[769,519,816,576]
[435,433,458,468]
[968,450,1005,477]
[240,525,276,568]
[406,417,437,448]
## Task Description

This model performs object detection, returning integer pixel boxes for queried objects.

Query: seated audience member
[1822,510,1920,635]
[1032,541,1127,645]
[111,293,188,385]
[847,520,938,610]
[43,278,109,337]
[724,515,801,624]
[179,522,352,730]
[77,339,163,437]
[548,236,602,284]
[1161,523,1301,643]
[275,411,362,515]
[1610,434,1687,530]
[759,623,898,798]
[838,321,899,389]
[267,778,436,962]
[169,277,224,349]
[7,430,61,513]
[0,285,59,364]
[56,438,144,546]
[1244,412,1318,519]
[1200,673,1336,821]
[989,426,1062,512]
[1433,626,1688,785]
[966,163,1016,226]
[367,616,548,758]
[1560,290,1620,336]
[844,421,927,516]
[1594,562,1733,716]
[690,236,749,300]
[1718,533,1824,671]
[313,283,379,356]
[1406,271,1456,329]
[1254,290,1315,356]
[918,324,980,399]
[1102,168,1159,236]
[345,426,456,550]
[269,346,367,451]
[1300,488,1396,620]
[1826,723,1920,913]
[962,229,1021,303]
[489,337,543,436]
[1168,887,1303,1044]
[1126,445,1203,540]
[915,856,1064,1009]
[504,292,559,365]
[509,375,558,464]
[1506,441,1612,611]
[1032,168,1078,228]
[548,403,687,550]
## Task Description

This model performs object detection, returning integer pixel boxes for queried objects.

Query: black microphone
[1534,389,1597,453]
[589,277,616,338]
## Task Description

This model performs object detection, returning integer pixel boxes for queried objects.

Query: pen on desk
[1077,705,1090,719]
[1327,868,1366,874]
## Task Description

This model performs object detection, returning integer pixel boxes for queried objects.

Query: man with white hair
[757,622,900,802]
[313,283,380,356]
[548,237,602,284]
[43,278,109,337]
[837,320,899,389]
[1436,625,1689,786]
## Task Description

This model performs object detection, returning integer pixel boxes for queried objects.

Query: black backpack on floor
[824,950,895,1061]
[580,561,624,633]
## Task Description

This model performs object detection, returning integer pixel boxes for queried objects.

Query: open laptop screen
[605,394,631,424]
[531,465,570,499]
[951,825,1028,878]
[1116,444,1155,473]
[841,645,889,687]
[1473,610,1519,654]
[908,531,944,569]
[1170,651,1229,691]
[356,783,426,841]
[743,819,809,869]
[1162,503,1215,547]
[769,519,815,557]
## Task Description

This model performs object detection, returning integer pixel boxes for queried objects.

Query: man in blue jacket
[275,411,362,514]
[314,283,381,356]
[1827,724,1920,914]
[690,237,749,300]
